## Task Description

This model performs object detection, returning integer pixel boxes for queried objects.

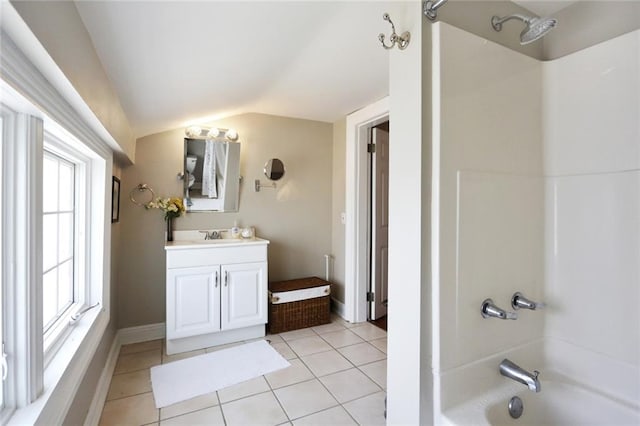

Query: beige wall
[118,113,333,327]
[11,0,136,163]
[331,118,347,303]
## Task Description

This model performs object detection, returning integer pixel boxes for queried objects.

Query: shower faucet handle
[481,299,518,320]
[511,292,545,310]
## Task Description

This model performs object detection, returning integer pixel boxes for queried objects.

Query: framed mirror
[264,158,285,181]
[183,138,241,212]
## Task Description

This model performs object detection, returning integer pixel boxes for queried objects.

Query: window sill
[7,308,109,425]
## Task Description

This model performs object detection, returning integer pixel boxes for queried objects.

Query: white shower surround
[432,22,639,422]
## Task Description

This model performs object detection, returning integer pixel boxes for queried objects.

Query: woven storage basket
[268,277,331,334]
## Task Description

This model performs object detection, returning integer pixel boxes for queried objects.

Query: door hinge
[367,143,376,153]
[1,342,8,381]
[366,291,375,302]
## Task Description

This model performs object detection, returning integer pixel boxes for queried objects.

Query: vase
[166,217,174,242]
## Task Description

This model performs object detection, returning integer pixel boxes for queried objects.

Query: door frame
[345,96,389,323]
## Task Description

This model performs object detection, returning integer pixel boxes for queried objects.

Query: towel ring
[129,183,155,206]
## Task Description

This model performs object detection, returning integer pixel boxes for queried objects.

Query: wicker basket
[268,277,331,334]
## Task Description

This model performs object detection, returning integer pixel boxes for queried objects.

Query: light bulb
[226,128,238,141]
[207,128,221,138]
[185,126,201,138]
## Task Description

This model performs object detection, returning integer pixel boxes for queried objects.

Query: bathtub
[442,373,640,426]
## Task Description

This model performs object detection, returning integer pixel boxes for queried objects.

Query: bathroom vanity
[164,233,269,355]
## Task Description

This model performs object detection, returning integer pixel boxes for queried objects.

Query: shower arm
[491,14,529,32]
[424,0,448,21]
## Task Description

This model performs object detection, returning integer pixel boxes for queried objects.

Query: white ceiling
[75,1,401,138]
[511,0,578,17]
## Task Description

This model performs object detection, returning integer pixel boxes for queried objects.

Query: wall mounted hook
[378,13,410,50]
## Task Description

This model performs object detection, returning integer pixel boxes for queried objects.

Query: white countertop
[165,237,269,250]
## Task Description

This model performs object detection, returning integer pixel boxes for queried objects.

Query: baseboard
[83,335,120,426]
[331,297,346,319]
[83,323,166,425]
[118,322,165,345]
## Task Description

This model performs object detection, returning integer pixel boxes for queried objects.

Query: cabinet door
[221,262,267,330]
[167,266,221,339]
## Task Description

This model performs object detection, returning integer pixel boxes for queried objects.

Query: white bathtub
[443,374,640,426]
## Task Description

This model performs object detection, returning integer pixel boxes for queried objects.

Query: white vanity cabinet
[165,238,269,355]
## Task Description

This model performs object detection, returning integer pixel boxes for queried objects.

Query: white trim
[345,97,389,323]
[83,334,119,426]
[118,323,166,346]
[83,323,165,426]
[0,4,125,160]
[330,298,347,319]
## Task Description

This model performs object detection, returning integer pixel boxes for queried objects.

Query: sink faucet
[199,230,220,240]
[499,359,541,392]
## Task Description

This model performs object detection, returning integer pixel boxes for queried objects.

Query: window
[42,151,76,332]
[0,77,110,423]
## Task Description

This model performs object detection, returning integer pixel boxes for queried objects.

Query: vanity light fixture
[184,125,239,141]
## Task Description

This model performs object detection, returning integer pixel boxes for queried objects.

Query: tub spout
[499,358,541,392]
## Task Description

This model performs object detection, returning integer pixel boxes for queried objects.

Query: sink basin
[180,238,244,244]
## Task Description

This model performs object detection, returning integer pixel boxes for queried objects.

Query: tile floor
[99,315,387,425]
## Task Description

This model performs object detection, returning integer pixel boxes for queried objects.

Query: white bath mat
[150,340,290,408]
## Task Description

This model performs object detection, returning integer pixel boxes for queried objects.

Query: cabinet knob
[224,271,228,286]
[215,271,218,287]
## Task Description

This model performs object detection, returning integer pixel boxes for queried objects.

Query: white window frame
[1,28,113,425]
[42,131,94,366]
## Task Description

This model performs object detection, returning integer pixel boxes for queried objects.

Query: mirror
[183,138,241,212]
[264,158,285,181]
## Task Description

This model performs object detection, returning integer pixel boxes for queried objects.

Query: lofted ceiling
[74,1,580,139]
[511,0,578,17]
[74,1,402,138]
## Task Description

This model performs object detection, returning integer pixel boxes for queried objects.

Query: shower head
[491,14,557,45]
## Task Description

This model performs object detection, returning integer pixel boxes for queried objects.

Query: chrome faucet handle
[199,230,210,240]
[481,298,518,320]
[511,292,545,310]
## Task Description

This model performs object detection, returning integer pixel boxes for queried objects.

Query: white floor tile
[274,379,338,420]
[338,342,386,366]
[218,376,271,403]
[311,322,347,335]
[292,406,357,426]
[160,405,224,425]
[160,391,219,420]
[162,348,205,364]
[265,358,314,389]
[343,391,386,426]
[369,337,387,354]
[114,350,162,375]
[287,336,332,357]
[349,323,387,341]
[271,342,297,360]
[300,350,352,377]
[120,339,162,356]
[359,359,387,389]
[107,369,151,401]
[319,368,381,403]
[279,328,316,341]
[319,329,365,349]
[100,392,158,425]
[222,391,288,426]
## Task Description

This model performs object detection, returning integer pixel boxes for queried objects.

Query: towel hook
[378,13,410,50]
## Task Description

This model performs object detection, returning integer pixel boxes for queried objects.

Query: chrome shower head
[491,14,557,45]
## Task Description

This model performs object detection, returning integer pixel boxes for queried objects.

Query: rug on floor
[150,340,290,408]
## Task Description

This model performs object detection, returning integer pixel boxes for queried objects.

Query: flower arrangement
[145,197,186,221]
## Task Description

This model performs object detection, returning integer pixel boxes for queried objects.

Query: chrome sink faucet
[199,230,220,240]
[499,359,541,392]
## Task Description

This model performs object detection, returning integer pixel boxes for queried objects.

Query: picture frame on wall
[111,176,120,223]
